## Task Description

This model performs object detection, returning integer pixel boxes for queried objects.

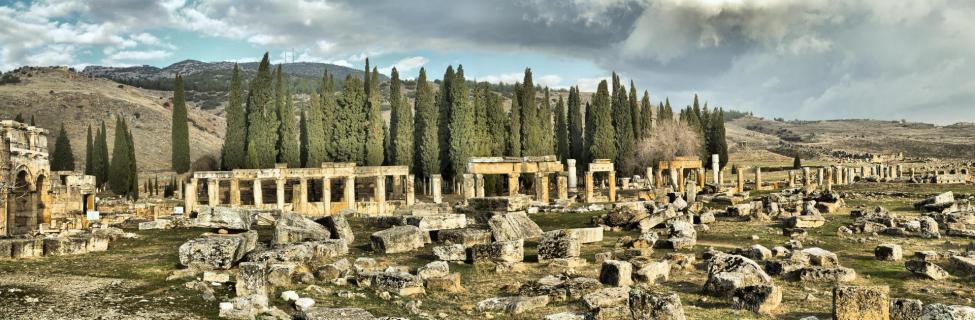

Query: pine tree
[333,75,365,163]
[304,93,327,167]
[554,94,569,162]
[51,123,75,171]
[567,86,584,165]
[438,66,455,178]
[611,73,634,175]
[629,80,641,139]
[448,66,474,178]
[389,67,414,167]
[363,62,385,166]
[221,64,246,170]
[171,74,190,173]
[413,68,439,178]
[109,116,132,196]
[84,125,94,175]
[321,72,337,161]
[539,87,554,155]
[587,80,615,161]
[508,85,522,157]
[639,90,654,139]
[278,87,301,167]
[245,53,279,169]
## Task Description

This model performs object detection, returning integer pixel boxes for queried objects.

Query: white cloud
[574,76,610,92]
[379,56,429,75]
[107,50,172,61]
[480,73,524,84]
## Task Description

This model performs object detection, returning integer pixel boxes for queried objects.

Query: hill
[0,66,225,171]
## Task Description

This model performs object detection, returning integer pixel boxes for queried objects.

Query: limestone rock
[732,285,782,315]
[273,213,331,245]
[178,231,257,270]
[488,212,543,241]
[370,226,425,254]
[194,206,263,230]
[788,215,826,228]
[236,262,269,297]
[833,286,890,320]
[919,303,975,319]
[433,244,467,262]
[875,244,903,261]
[469,196,532,212]
[634,260,670,284]
[417,261,450,280]
[891,298,923,320]
[537,229,581,261]
[906,259,951,280]
[466,240,524,263]
[950,255,975,275]
[317,214,355,243]
[797,266,857,283]
[703,254,773,296]
[628,289,686,320]
[404,214,467,231]
[599,260,633,287]
[567,227,604,243]
[247,240,347,264]
[661,220,697,250]
[476,295,550,315]
[802,247,840,267]
[425,272,464,292]
[437,228,493,246]
[582,287,630,311]
[371,271,425,296]
[300,307,375,320]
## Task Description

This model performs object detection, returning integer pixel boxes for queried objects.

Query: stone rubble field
[4,183,975,319]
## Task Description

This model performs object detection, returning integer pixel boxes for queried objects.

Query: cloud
[379,56,428,75]
[107,50,172,61]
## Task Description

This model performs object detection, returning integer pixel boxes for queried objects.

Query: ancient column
[655,167,663,189]
[535,173,550,203]
[685,179,698,202]
[229,178,241,206]
[825,169,833,192]
[556,175,568,201]
[431,174,443,204]
[344,176,356,210]
[253,179,263,206]
[754,167,763,191]
[375,176,386,215]
[621,178,631,190]
[462,173,475,201]
[607,171,617,202]
[585,172,595,203]
[322,177,331,216]
[392,175,402,198]
[668,167,679,190]
[275,178,286,210]
[848,168,855,184]
[185,178,198,213]
[816,168,824,186]
[736,169,744,193]
[802,167,811,188]
[507,173,520,197]
[647,166,655,189]
[406,174,415,206]
[474,174,485,198]
[567,159,578,192]
[298,178,309,213]
[207,179,220,206]
[788,171,795,188]
[910,168,916,178]
[711,154,720,185]
[896,164,903,179]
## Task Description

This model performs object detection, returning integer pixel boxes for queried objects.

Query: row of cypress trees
[77,116,139,199]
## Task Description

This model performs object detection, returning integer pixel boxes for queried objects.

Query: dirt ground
[2,182,975,319]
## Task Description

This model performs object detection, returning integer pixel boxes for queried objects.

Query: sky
[1,0,973,124]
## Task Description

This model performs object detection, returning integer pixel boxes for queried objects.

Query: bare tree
[635,119,703,171]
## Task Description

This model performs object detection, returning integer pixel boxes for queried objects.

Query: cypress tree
[438,66,455,178]
[51,123,75,171]
[711,109,729,169]
[471,82,490,156]
[485,90,507,157]
[568,86,584,165]
[171,74,190,173]
[639,90,654,139]
[221,64,246,170]
[520,69,542,156]
[29,115,35,126]
[13,113,22,123]
[109,116,131,196]
[94,121,110,186]
[413,68,439,178]
[321,73,337,161]
[554,94,569,162]
[84,125,93,175]
[539,87,554,155]
[333,75,366,163]
[587,80,615,162]
[364,63,385,166]
[126,121,138,200]
[389,67,414,167]
[448,66,474,177]
[508,84,522,157]
[299,100,309,166]
[245,53,279,168]
[611,73,634,175]
[629,81,641,139]
[304,93,327,167]
[793,154,802,169]
[278,88,301,167]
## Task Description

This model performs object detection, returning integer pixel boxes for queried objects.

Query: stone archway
[7,170,36,236]
[36,174,50,225]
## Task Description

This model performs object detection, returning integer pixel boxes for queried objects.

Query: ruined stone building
[0,120,51,236]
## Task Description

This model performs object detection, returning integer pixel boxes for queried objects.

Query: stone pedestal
[431,174,443,204]
[567,159,578,192]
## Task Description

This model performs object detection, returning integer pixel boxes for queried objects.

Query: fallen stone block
[634,261,670,284]
[788,215,826,228]
[582,287,630,311]
[193,206,262,230]
[300,307,375,320]
[236,262,269,297]
[425,272,464,292]
[875,244,903,261]
[417,261,450,280]
[920,303,975,319]
[437,228,492,246]
[732,285,781,315]
[370,225,424,254]
[476,295,550,315]
[43,236,88,256]
[404,214,467,232]
[567,227,603,244]
[599,260,633,287]
[433,244,466,262]
[273,213,331,245]
[797,266,857,283]
[802,247,839,267]
[178,231,258,270]
[703,254,773,296]
[905,259,951,280]
[138,219,172,230]
[218,294,269,320]
[628,289,686,320]
[537,229,581,261]
[371,271,425,296]
[317,214,354,243]
[266,263,297,289]
[950,255,975,275]
[890,298,923,320]
[833,286,889,320]
[488,212,543,241]
[247,240,347,265]
[10,239,43,258]
[469,196,532,212]
[466,240,524,263]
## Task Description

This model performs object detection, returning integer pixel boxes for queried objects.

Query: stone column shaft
[253,179,263,206]
[375,176,386,215]
[406,175,415,206]
[557,175,568,201]
[585,172,595,203]
[276,178,286,210]
[755,167,763,191]
[322,177,331,215]
[431,174,443,204]
[345,176,356,211]
[608,171,617,202]
[507,173,520,197]
[229,178,241,206]
[567,159,578,192]
[207,179,220,206]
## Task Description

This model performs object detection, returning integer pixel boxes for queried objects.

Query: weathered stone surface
[247,240,347,264]
[266,263,297,289]
[469,196,532,212]
[732,285,782,315]
[802,247,840,267]
[634,261,670,284]
[538,229,581,261]
[950,255,975,275]
[219,294,269,319]
[194,206,263,230]
[567,227,604,244]
[438,228,493,246]
[582,287,630,310]
[301,307,375,320]
[914,192,955,212]
[488,212,543,241]
[417,261,449,280]
[788,215,826,228]
[628,289,686,320]
[425,272,464,292]
[9,239,43,258]
[739,244,773,261]
[797,266,857,283]
[476,295,550,314]
[433,244,467,262]
[178,231,257,270]
[703,254,773,296]
[919,303,975,320]
[833,286,890,320]
[906,259,951,280]
[371,271,425,296]
[876,244,903,261]
[317,214,355,243]
[273,213,332,245]
[370,226,425,254]
[42,236,88,256]
[236,262,268,297]
[599,260,633,287]
[466,240,524,263]
[544,312,587,320]
[891,298,923,320]
[660,221,697,250]
[404,214,467,232]
[139,219,172,230]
